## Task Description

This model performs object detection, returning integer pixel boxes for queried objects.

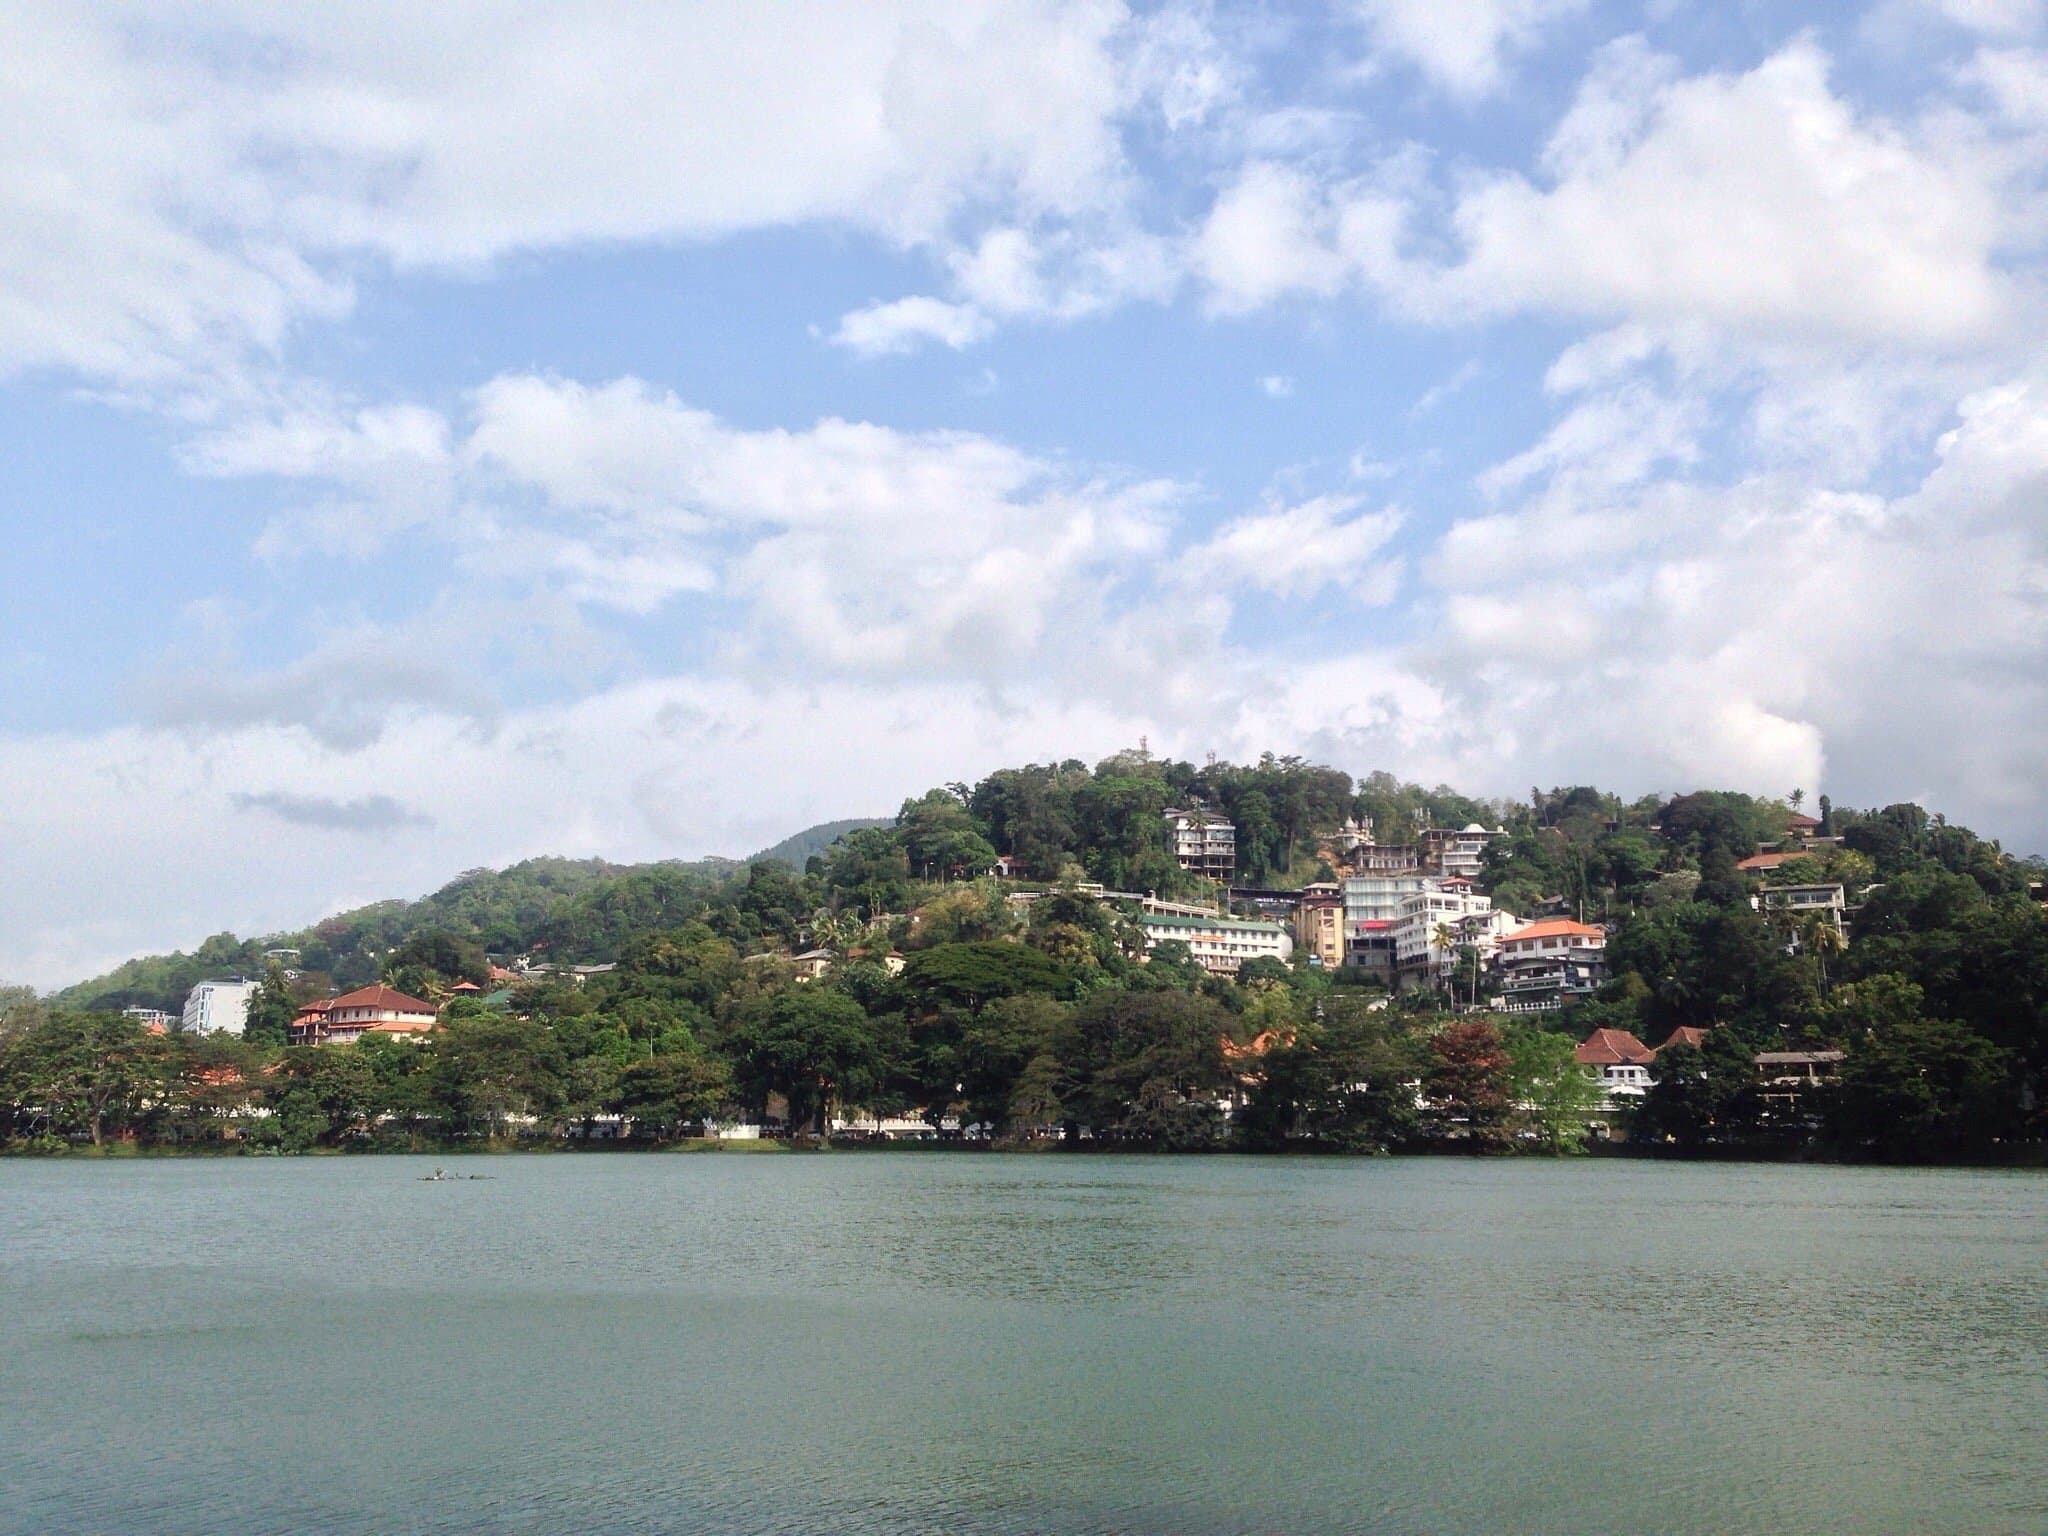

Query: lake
[2,1153,2043,1534]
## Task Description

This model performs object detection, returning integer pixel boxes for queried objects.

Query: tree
[262,1045,381,1151]
[1830,1014,2012,1161]
[242,964,297,1048]
[0,1011,162,1145]
[1422,1020,1511,1150]
[613,1049,731,1139]
[1238,998,1424,1151]
[1503,1024,1602,1153]
[1635,1031,1761,1149]
[728,988,887,1134]
[1066,988,1231,1146]
[429,1012,565,1138]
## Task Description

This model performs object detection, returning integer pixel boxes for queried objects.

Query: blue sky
[3,0,2046,985]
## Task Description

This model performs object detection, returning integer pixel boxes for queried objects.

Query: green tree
[0,1011,162,1145]
[728,988,887,1134]
[242,964,297,1048]
[1503,1023,1602,1153]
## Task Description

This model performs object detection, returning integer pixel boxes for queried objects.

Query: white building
[1754,883,1847,933]
[1139,913,1293,975]
[1495,918,1609,1012]
[1162,808,1236,879]
[180,979,259,1036]
[1392,882,1512,985]
[1421,824,1507,880]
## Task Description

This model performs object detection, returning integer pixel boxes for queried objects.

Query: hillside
[748,817,890,870]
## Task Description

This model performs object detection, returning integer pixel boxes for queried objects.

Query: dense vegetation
[5,751,2044,1162]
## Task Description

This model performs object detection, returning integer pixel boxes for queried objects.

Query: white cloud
[1257,374,1295,397]
[0,1,1145,395]
[831,297,994,356]
[1179,494,1406,602]
[1435,41,2017,349]
[1353,0,1589,99]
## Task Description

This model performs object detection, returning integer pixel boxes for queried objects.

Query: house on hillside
[1496,919,1609,1013]
[289,985,438,1046]
[1575,1027,1655,1100]
[1655,1026,1711,1054]
[1163,808,1236,879]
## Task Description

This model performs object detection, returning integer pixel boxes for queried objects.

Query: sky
[3,0,2047,987]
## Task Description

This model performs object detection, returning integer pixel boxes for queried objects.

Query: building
[1755,883,1847,935]
[1736,850,1805,876]
[1340,872,1434,976]
[288,985,438,1046]
[790,949,835,982]
[122,1006,177,1032]
[1139,913,1293,975]
[1291,886,1345,969]
[1420,824,1506,880]
[1495,918,1609,1013]
[1163,808,1236,879]
[1755,1050,1845,1116]
[1345,842,1421,875]
[1575,1027,1655,1099]
[181,979,259,1037]
[1392,880,1511,987]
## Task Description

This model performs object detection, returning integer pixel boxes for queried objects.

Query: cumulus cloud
[0,1,1143,395]
[1180,495,1406,603]
[1353,0,1589,99]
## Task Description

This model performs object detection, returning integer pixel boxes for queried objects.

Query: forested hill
[52,815,901,1011]
[747,818,890,870]
[12,748,2048,1162]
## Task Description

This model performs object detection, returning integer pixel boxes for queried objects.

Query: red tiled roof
[1787,813,1821,830]
[1656,1026,1710,1054]
[1737,852,1800,871]
[1506,918,1606,942]
[1575,1027,1654,1066]
[325,984,435,1014]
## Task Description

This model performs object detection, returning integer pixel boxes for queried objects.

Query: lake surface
[2,1154,2043,1535]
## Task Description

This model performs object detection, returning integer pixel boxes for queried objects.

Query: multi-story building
[1495,918,1609,1013]
[122,1006,176,1032]
[181,979,259,1036]
[1755,883,1847,933]
[1163,809,1236,879]
[1420,824,1506,880]
[1291,885,1344,969]
[289,985,438,1046]
[1345,842,1421,875]
[1139,912,1293,975]
[1393,881,1512,986]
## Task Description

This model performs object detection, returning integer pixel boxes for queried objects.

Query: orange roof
[1737,851,1799,871]
[1576,1027,1654,1066]
[325,984,435,1014]
[1506,918,1605,942]
[1656,1026,1710,1054]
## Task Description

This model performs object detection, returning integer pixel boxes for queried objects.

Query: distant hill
[54,817,890,1008]
[747,817,888,870]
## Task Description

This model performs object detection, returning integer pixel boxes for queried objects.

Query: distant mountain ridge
[55,816,879,1008]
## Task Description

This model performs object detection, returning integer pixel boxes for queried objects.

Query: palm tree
[1432,922,1459,1002]
[1806,915,1846,995]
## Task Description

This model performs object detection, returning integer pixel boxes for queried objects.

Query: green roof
[1140,914,1287,934]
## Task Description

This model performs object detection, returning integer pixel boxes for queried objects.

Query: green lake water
[2,1154,2043,1534]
